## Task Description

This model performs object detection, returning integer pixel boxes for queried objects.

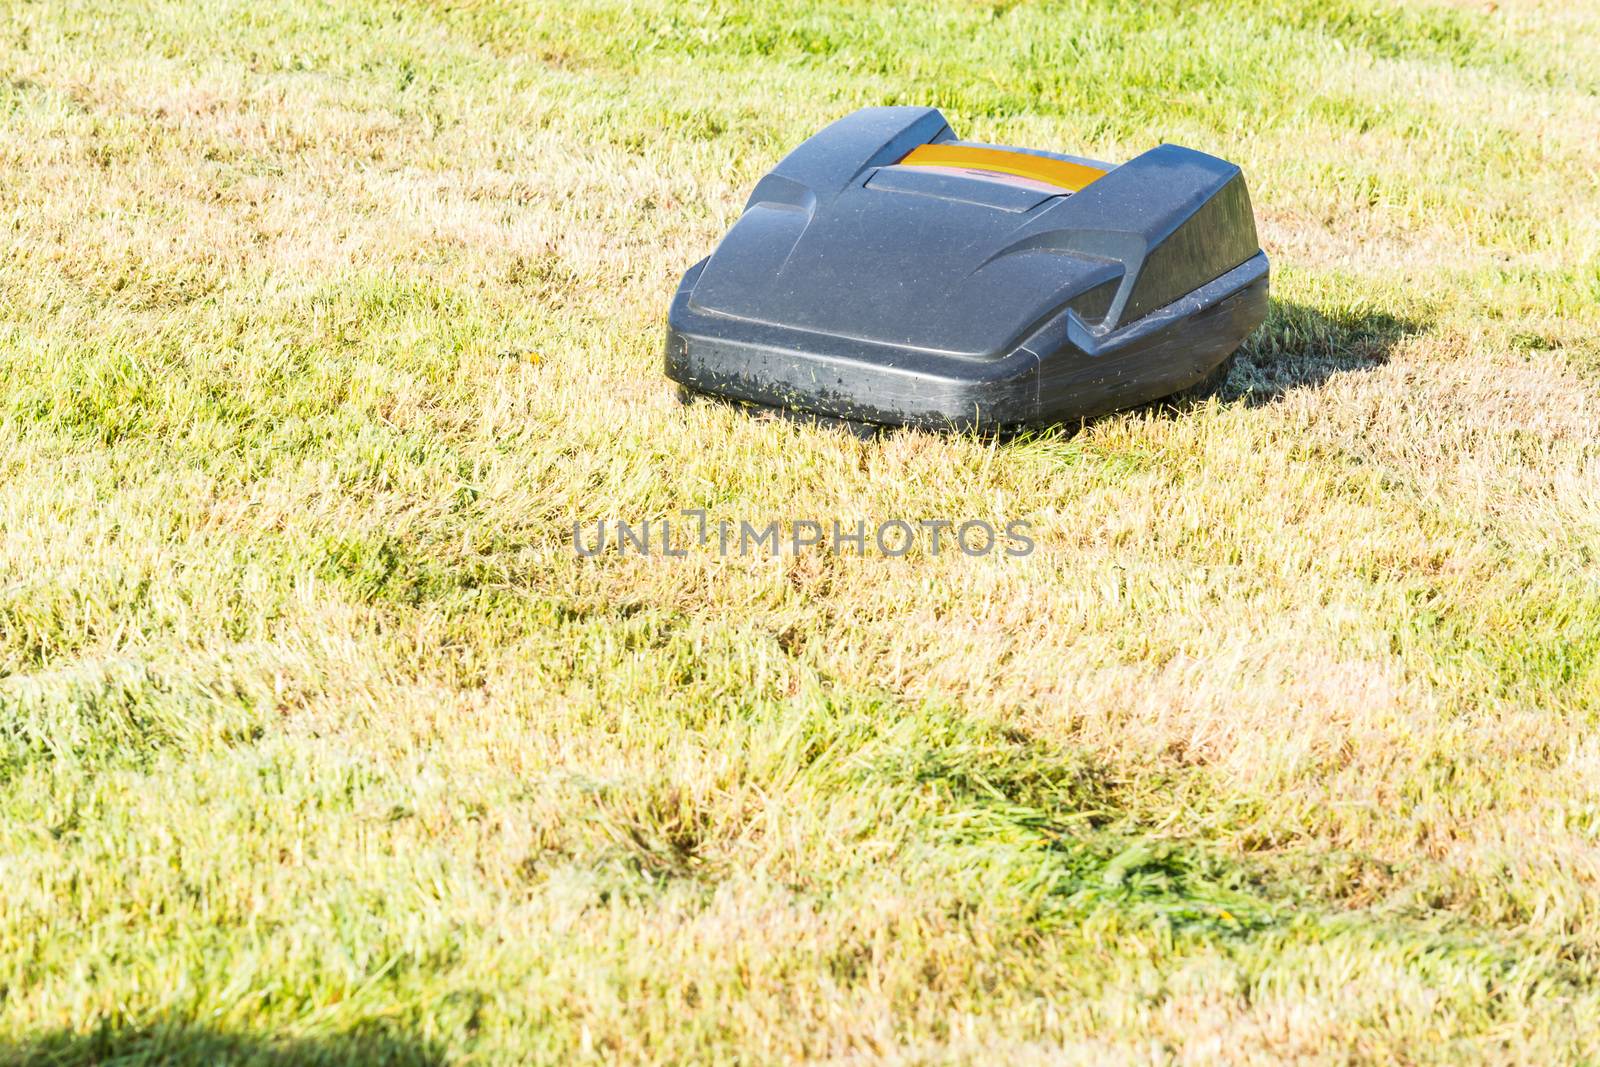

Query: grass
[1,0,1598,1061]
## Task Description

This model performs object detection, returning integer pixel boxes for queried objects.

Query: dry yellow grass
[1,0,1599,1063]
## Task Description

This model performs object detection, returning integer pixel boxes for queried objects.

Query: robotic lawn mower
[666,107,1269,432]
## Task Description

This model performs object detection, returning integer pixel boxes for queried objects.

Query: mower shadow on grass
[1196,297,1418,408]
[0,1024,445,1067]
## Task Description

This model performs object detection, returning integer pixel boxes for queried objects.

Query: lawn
[2,0,1598,1062]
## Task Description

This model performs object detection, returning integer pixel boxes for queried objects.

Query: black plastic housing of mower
[666,107,1269,432]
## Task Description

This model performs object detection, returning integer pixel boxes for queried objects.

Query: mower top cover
[666,107,1270,432]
